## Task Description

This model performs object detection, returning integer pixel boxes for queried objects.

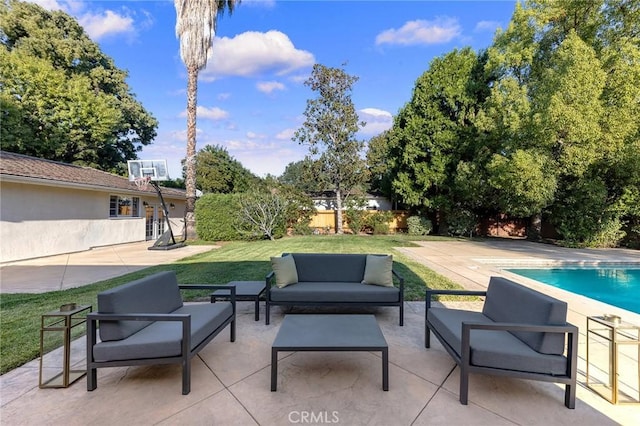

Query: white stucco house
[310,191,393,211]
[0,151,188,262]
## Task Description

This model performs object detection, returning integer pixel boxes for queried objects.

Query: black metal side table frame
[211,281,266,321]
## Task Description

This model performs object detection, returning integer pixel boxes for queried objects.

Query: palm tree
[174,0,238,240]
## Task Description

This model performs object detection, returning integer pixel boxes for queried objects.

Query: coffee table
[210,281,266,321]
[271,314,389,391]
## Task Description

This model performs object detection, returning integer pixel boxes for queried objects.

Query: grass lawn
[0,235,462,375]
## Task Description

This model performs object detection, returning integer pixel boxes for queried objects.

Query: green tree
[293,63,368,234]
[279,158,324,193]
[195,144,257,193]
[174,0,239,240]
[0,0,157,173]
[386,48,487,228]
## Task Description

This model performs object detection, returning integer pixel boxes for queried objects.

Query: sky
[30,0,517,180]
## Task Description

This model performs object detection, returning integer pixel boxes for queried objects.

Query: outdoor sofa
[265,253,404,326]
[425,276,578,408]
[86,271,236,395]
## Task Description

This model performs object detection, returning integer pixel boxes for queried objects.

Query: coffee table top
[272,314,387,350]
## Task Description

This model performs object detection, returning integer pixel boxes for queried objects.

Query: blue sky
[31,0,517,179]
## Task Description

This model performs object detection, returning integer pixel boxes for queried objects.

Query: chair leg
[87,367,97,391]
[565,383,576,409]
[230,318,236,342]
[459,367,469,405]
[265,302,270,325]
[182,358,191,395]
[399,303,404,326]
[425,326,431,348]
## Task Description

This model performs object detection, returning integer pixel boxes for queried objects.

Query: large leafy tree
[174,0,239,240]
[0,0,157,173]
[195,144,257,193]
[385,48,489,229]
[293,64,368,234]
[484,0,640,245]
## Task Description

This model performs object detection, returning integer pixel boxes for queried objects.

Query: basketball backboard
[127,159,169,181]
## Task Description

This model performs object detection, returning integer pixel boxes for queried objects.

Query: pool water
[506,266,640,314]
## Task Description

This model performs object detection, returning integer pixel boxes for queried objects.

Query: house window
[109,195,140,217]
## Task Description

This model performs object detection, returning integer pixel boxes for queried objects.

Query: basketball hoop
[133,176,151,191]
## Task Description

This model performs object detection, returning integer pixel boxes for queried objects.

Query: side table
[39,304,92,388]
[586,315,640,404]
[211,281,266,321]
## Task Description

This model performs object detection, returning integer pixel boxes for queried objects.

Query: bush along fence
[308,210,409,234]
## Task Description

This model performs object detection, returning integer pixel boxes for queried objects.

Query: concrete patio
[1,239,639,425]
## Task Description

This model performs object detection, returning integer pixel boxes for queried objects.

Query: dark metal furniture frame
[271,314,389,391]
[265,270,405,326]
[425,289,578,409]
[87,285,236,395]
[211,281,266,321]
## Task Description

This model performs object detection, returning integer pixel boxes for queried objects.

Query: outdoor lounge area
[1,240,639,424]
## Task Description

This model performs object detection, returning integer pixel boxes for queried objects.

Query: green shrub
[195,193,243,241]
[345,209,367,234]
[407,216,432,236]
[365,211,394,235]
[447,209,477,237]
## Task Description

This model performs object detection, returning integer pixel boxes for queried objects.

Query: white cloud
[200,30,315,81]
[217,92,231,101]
[375,17,461,46]
[475,20,501,33]
[29,1,138,41]
[256,81,286,94]
[78,10,135,41]
[246,131,267,139]
[276,128,296,140]
[179,106,229,121]
[359,108,393,136]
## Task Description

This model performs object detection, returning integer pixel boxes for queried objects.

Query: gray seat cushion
[291,253,367,282]
[270,281,399,303]
[98,271,183,342]
[428,307,568,375]
[93,302,233,362]
[482,277,568,355]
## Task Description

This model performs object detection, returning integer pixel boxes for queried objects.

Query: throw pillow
[362,254,393,287]
[271,255,299,288]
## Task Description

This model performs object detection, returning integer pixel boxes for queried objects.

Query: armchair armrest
[86,312,192,360]
[426,289,487,309]
[460,321,579,366]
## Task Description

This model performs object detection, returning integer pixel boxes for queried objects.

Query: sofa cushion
[270,281,399,303]
[362,254,393,287]
[98,271,183,342]
[93,302,233,361]
[291,253,366,283]
[271,255,299,288]
[482,277,567,355]
[428,307,568,375]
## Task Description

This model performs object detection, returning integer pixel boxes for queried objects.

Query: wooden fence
[308,210,409,234]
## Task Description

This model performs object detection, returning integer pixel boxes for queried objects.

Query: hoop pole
[150,181,178,246]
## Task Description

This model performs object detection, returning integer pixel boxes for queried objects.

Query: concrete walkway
[0,241,218,293]
[1,239,639,425]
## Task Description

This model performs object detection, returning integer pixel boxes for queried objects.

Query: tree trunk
[335,188,344,234]
[184,66,198,240]
[528,212,542,241]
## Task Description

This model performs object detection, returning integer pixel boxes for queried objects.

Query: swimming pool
[506,266,640,314]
